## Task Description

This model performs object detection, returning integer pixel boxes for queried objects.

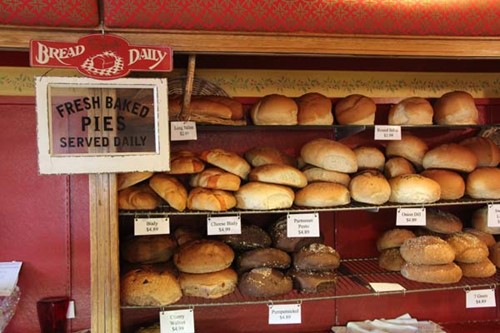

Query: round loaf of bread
[460,136,500,167]
[422,143,477,172]
[245,146,297,168]
[174,227,202,247]
[425,209,463,234]
[376,228,416,252]
[174,239,235,273]
[388,174,441,204]
[466,167,500,199]
[384,157,416,178]
[249,163,307,188]
[420,169,465,200]
[297,92,333,125]
[168,150,205,174]
[179,268,238,299]
[378,248,406,271]
[353,146,385,171]
[490,242,500,268]
[117,171,154,191]
[433,90,479,125]
[349,170,391,205]
[388,97,433,125]
[464,228,496,248]
[288,269,337,293]
[121,235,177,264]
[471,206,500,235]
[400,236,455,265]
[335,94,376,125]
[302,166,350,186]
[200,148,251,179]
[269,216,324,253]
[293,243,340,272]
[301,138,357,173]
[385,134,428,169]
[457,259,496,278]
[121,267,182,306]
[250,94,298,125]
[216,224,272,251]
[149,174,187,212]
[235,182,294,210]
[401,262,462,284]
[118,185,161,210]
[238,268,293,298]
[446,232,489,263]
[294,182,350,207]
[187,187,237,212]
[189,167,241,191]
[237,248,291,273]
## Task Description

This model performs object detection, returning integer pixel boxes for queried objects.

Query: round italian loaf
[174,239,234,274]
[445,232,489,263]
[384,157,416,178]
[385,134,428,169]
[189,167,241,191]
[296,92,333,125]
[250,94,298,125]
[388,97,433,125]
[179,268,238,299]
[168,150,205,174]
[335,94,376,125]
[117,171,154,191]
[466,167,500,199]
[349,170,391,205]
[235,182,295,210]
[433,90,479,125]
[400,236,455,265]
[187,187,237,212]
[460,136,500,167]
[424,209,463,235]
[422,143,477,172]
[463,228,496,248]
[301,138,357,173]
[353,146,385,171]
[121,235,177,264]
[456,259,496,278]
[302,166,351,186]
[401,262,462,284]
[388,174,441,204]
[378,248,406,271]
[149,174,187,211]
[376,228,416,252]
[245,146,297,168]
[200,148,251,179]
[295,182,350,207]
[238,267,293,298]
[420,169,465,200]
[293,243,340,272]
[237,248,291,273]
[249,163,307,188]
[118,185,161,210]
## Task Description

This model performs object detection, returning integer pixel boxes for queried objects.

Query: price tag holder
[374,125,401,141]
[487,204,500,227]
[396,208,426,226]
[207,215,241,236]
[170,121,197,141]
[287,213,320,238]
[465,289,496,308]
[134,217,170,236]
[160,309,195,333]
[268,303,301,325]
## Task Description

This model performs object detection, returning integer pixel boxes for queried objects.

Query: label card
[160,309,195,333]
[287,213,320,238]
[134,217,170,236]
[170,121,197,141]
[374,125,402,141]
[0,261,23,296]
[487,204,500,227]
[207,216,241,235]
[466,289,496,308]
[66,300,76,319]
[368,283,406,293]
[396,208,426,226]
[268,304,302,325]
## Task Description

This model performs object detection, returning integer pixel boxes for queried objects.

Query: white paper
[368,283,406,293]
[0,262,22,296]
[66,300,76,319]
[207,216,241,235]
[170,121,197,141]
[287,213,320,237]
[268,304,301,325]
[134,217,170,236]
[487,204,500,227]
[374,125,401,141]
[465,289,496,308]
[160,309,195,333]
[396,208,426,226]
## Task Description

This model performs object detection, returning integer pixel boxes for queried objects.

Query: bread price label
[207,215,241,235]
[160,309,195,333]
[374,125,401,141]
[268,304,301,325]
[396,208,426,226]
[487,204,500,227]
[287,213,320,238]
[465,289,496,308]
[134,217,170,236]
[170,121,197,141]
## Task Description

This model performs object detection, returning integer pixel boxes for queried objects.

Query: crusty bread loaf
[237,248,291,273]
[388,174,441,204]
[376,228,416,252]
[173,227,202,247]
[295,182,350,207]
[422,143,477,172]
[245,146,297,168]
[349,170,391,205]
[425,209,463,235]
[433,90,479,125]
[235,182,295,210]
[201,95,245,120]
[238,268,293,298]
[334,94,376,125]
[187,187,237,212]
[189,167,241,191]
[168,150,205,175]
[457,259,496,278]
[200,148,251,180]
[269,216,324,253]
[168,95,234,120]
[249,163,307,188]
[301,138,357,173]
[466,167,500,199]
[288,269,337,293]
[179,268,238,299]
[471,206,500,235]
[149,173,187,212]
[400,236,455,265]
[250,94,298,125]
[118,185,161,210]
[401,262,462,284]
[463,228,496,248]
[216,224,272,251]
[293,243,341,272]
[490,242,500,268]
[302,166,351,186]
[388,97,433,125]
[420,169,465,200]
[353,146,385,171]
[446,232,489,263]
[174,239,235,273]
[384,157,416,178]
[385,134,428,169]
[121,235,177,264]
[460,136,500,167]
[117,172,154,191]
[297,92,333,125]
[378,248,406,271]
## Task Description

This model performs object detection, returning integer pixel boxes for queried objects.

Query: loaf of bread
[301,138,357,173]
[376,228,416,252]
[118,185,161,210]
[460,136,500,167]
[294,182,350,207]
[189,167,241,191]
[400,236,455,265]
[388,174,441,204]
[422,143,477,172]
[269,216,324,253]
[420,169,465,200]
[466,167,500,199]
[433,91,479,125]
[445,232,489,263]
[388,97,433,125]
[250,94,298,125]
[385,134,428,169]
[288,269,337,293]
[117,172,154,191]
[384,157,416,178]
[238,268,293,298]
[463,228,496,248]
[168,150,205,174]
[490,242,500,268]
[425,209,463,235]
[121,235,177,264]
[378,248,406,271]
[293,243,341,272]
[353,146,385,171]
[457,259,496,278]
[471,206,500,235]
[349,170,391,205]
[187,187,237,212]
[235,182,295,210]
[174,239,235,273]
[169,95,241,120]
[216,224,272,251]
[249,163,308,188]
[401,262,462,284]
[200,95,245,120]
[173,227,202,247]
[149,173,187,211]
[334,94,376,125]
[200,148,251,180]
[297,92,333,125]
[245,146,297,168]
[179,268,238,299]
[237,248,291,273]
[302,166,351,186]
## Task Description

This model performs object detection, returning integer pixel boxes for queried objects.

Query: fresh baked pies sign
[30,34,173,80]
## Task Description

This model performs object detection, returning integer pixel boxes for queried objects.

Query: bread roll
[238,268,293,298]
[245,146,297,168]
[269,216,324,253]
[466,167,500,199]
[293,243,341,272]
[422,143,477,172]
[250,94,298,125]
[489,242,500,267]
[216,224,272,251]
[384,157,416,178]
[168,150,205,174]
[288,269,337,293]
[446,232,489,263]
[200,148,251,180]
[297,92,333,125]
[460,136,500,167]
[353,146,385,171]
[295,182,350,207]
[463,228,496,248]
[121,267,182,306]
[118,172,154,191]
[235,182,294,210]
[335,94,376,125]
[174,240,235,274]
[433,91,479,125]
[425,209,463,234]
[457,259,496,278]
[187,187,237,212]
[376,228,416,252]
[388,97,433,125]
[401,262,462,284]
[179,268,238,299]
[249,164,307,188]
[349,170,391,205]
[378,248,406,271]
[174,227,202,247]
[471,206,500,235]
[420,169,465,200]
[118,185,161,210]
[189,167,241,191]
[388,174,441,204]
[237,248,291,273]
[121,235,177,264]
[400,236,455,265]
[302,166,350,186]
[385,134,428,169]
[149,174,187,212]
[301,138,357,173]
